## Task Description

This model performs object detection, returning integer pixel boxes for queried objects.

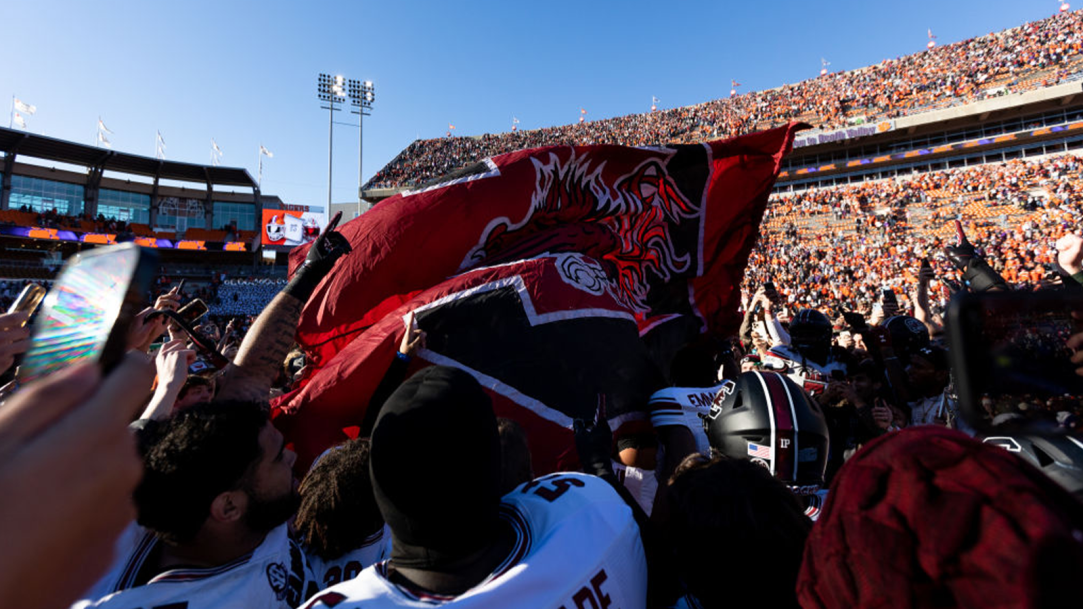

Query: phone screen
[948,290,1083,431]
[20,245,146,382]
[177,299,209,325]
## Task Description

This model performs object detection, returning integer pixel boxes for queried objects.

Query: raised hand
[399,311,427,357]
[0,353,153,609]
[1056,234,1083,276]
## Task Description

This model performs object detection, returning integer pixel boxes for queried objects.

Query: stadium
[7,7,1083,609]
[2,11,1080,320]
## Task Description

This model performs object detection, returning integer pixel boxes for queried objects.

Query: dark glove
[573,397,614,479]
[943,238,977,271]
[944,225,1009,292]
[283,213,352,301]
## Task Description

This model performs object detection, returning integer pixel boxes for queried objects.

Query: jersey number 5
[520,475,586,502]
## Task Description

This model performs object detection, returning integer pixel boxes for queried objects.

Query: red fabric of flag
[276,122,804,473]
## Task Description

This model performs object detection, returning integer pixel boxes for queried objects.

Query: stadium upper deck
[362,10,1083,196]
[0,127,315,255]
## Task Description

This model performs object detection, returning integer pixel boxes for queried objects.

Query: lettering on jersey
[686,391,715,409]
[558,569,614,609]
[323,561,363,587]
[706,381,736,421]
[520,475,587,503]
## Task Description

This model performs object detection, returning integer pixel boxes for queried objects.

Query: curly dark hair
[663,454,811,608]
[295,438,384,561]
[134,400,268,544]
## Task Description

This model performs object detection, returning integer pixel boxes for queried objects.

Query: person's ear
[209,489,247,523]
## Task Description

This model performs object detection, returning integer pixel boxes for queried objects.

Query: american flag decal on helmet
[748,442,773,459]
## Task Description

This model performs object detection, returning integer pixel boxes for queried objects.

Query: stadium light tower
[318,74,348,210]
[348,79,375,219]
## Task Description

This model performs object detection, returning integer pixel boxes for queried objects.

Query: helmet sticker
[748,442,773,459]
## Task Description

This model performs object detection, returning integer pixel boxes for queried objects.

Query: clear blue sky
[0,0,1063,206]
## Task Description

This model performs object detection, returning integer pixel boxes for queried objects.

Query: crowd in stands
[365,10,1083,190]
[211,278,289,316]
[746,153,1083,317]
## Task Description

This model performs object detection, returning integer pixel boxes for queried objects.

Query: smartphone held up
[948,289,1083,434]
[18,243,158,383]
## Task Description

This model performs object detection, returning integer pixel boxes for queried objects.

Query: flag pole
[258,145,263,189]
[9,96,13,129]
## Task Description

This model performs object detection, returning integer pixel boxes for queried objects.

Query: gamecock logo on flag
[274,123,804,474]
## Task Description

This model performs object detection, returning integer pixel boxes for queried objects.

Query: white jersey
[307,525,393,590]
[648,383,730,456]
[762,345,846,397]
[301,473,647,609]
[611,460,659,516]
[73,522,316,609]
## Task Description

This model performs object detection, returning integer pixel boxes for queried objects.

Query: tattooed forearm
[215,293,304,402]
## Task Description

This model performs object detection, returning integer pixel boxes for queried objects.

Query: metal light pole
[317,74,347,211]
[348,79,375,219]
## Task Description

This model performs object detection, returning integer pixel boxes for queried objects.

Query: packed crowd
[746,153,1083,317]
[212,278,289,316]
[365,11,1083,189]
[1,208,1081,609]
[5,206,138,235]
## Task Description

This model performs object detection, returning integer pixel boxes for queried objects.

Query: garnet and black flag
[274,122,804,474]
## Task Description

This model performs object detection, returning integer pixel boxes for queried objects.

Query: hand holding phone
[154,285,182,314]
[919,258,935,283]
[763,281,780,304]
[0,312,31,375]
[842,311,869,332]
[153,309,231,370]
[8,284,46,321]
[882,288,900,316]
[871,399,893,430]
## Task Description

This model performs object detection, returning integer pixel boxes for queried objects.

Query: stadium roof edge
[0,127,257,188]
[361,186,405,203]
[895,80,1083,131]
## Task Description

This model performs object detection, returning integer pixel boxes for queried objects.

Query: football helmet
[705,371,829,488]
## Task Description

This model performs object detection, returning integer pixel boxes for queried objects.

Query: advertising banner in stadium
[261,209,327,247]
[793,120,895,148]
[0,226,245,251]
